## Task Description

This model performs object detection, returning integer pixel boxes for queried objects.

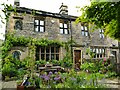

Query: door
[112,51,117,72]
[74,50,81,69]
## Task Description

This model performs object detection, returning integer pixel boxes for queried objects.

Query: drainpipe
[69,19,73,67]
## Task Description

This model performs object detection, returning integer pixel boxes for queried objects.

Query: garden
[1,34,119,89]
[2,55,119,89]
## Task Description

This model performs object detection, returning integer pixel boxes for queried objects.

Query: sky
[0,0,90,40]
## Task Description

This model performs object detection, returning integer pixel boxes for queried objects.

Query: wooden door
[74,50,81,69]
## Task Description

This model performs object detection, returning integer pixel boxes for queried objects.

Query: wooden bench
[39,64,65,73]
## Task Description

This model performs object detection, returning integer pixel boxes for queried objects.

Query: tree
[76,0,120,41]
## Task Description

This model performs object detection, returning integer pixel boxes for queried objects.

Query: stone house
[6,0,120,71]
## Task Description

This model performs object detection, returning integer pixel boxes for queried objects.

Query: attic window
[14,20,23,30]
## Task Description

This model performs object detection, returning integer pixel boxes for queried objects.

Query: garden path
[98,78,120,88]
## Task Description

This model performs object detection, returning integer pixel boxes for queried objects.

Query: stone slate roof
[16,7,78,21]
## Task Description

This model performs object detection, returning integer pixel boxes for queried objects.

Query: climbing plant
[2,33,63,59]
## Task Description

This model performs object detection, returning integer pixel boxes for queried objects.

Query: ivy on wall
[2,33,63,59]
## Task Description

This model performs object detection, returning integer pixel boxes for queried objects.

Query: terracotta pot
[17,86,24,90]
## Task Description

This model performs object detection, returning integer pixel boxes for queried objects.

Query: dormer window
[14,20,23,30]
[81,24,89,36]
[59,20,69,34]
[34,17,45,32]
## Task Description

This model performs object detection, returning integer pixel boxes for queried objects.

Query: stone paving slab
[0,81,17,89]
[98,78,120,88]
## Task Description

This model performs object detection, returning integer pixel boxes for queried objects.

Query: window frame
[14,20,23,30]
[59,20,69,34]
[99,29,104,39]
[34,17,45,32]
[90,47,105,58]
[12,51,21,60]
[81,24,89,36]
[39,46,60,61]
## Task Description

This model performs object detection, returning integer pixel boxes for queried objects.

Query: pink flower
[103,58,106,62]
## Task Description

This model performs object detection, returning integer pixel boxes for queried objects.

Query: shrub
[2,61,18,79]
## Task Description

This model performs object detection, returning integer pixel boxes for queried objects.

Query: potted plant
[52,60,59,66]
[39,60,46,67]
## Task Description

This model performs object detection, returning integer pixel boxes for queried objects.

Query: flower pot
[17,85,24,90]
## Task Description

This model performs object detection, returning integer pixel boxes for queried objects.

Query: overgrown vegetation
[77,1,120,40]
[1,32,73,80]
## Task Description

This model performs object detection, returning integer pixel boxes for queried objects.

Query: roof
[15,7,78,21]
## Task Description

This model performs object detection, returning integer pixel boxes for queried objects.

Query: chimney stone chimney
[14,0,20,7]
[59,3,68,15]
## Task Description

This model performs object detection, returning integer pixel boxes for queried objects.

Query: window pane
[85,26,87,30]
[51,54,54,60]
[81,26,84,30]
[100,54,102,58]
[51,47,54,53]
[46,47,49,53]
[99,49,102,53]
[81,31,84,36]
[56,48,59,53]
[96,48,99,53]
[60,23,63,27]
[56,54,59,60]
[102,29,104,32]
[97,54,99,58]
[102,49,105,53]
[64,29,68,34]
[35,20,39,25]
[60,29,63,34]
[40,27,44,32]
[12,51,20,60]
[64,24,67,28]
[93,48,95,52]
[35,26,39,32]
[85,32,88,36]
[40,20,44,25]
[41,54,45,60]
[46,54,49,61]
[41,47,45,53]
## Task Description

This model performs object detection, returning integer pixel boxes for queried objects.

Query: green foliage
[81,58,116,76]
[1,3,16,23]
[2,56,18,79]
[86,48,95,58]
[2,33,63,59]
[105,71,117,78]
[78,1,120,40]
[36,60,46,65]
[80,62,96,73]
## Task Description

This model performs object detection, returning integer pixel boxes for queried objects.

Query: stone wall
[10,46,28,60]
[6,12,119,61]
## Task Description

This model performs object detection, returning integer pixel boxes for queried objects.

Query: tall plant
[27,39,36,78]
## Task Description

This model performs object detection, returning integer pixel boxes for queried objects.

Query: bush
[80,62,96,73]
[2,61,18,79]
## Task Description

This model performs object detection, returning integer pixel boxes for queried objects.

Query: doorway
[74,50,81,69]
